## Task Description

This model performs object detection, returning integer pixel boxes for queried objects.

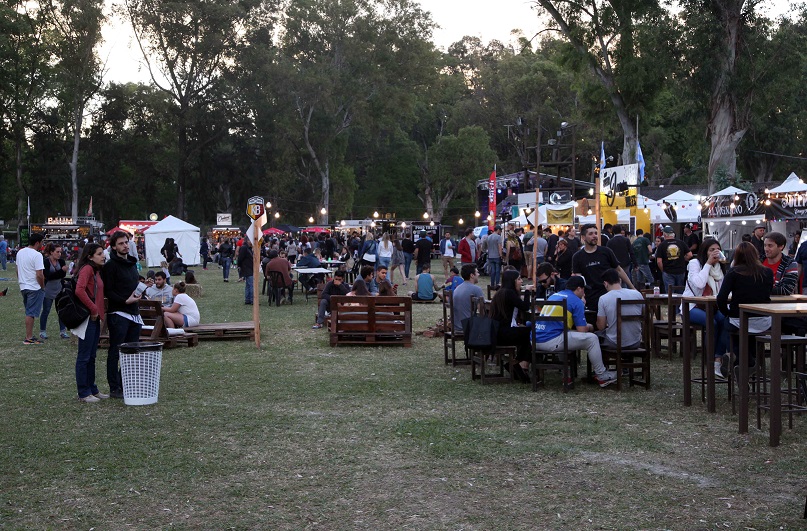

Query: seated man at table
[296,247,324,292]
[534,262,560,299]
[411,263,443,302]
[312,270,349,329]
[763,231,798,296]
[265,250,296,303]
[595,268,645,349]
[451,264,483,332]
[145,271,173,307]
[534,276,618,388]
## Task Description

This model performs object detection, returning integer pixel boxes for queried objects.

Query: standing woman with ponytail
[74,243,108,403]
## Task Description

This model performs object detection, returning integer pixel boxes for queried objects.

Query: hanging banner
[600,164,639,209]
[488,170,496,231]
[766,195,807,219]
[546,207,574,225]
[703,192,764,219]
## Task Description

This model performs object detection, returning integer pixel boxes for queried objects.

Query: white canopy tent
[144,215,201,267]
[768,172,806,194]
[641,191,701,224]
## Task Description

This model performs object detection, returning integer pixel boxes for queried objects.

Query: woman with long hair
[40,243,69,339]
[504,230,525,276]
[163,281,201,328]
[716,241,773,370]
[389,238,407,285]
[74,243,108,403]
[377,233,393,271]
[490,269,534,383]
[682,238,729,378]
[349,278,371,296]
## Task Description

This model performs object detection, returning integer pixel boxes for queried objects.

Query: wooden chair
[531,298,578,392]
[468,296,516,384]
[442,290,469,366]
[601,298,651,390]
[268,270,293,306]
[650,285,688,359]
[328,296,412,347]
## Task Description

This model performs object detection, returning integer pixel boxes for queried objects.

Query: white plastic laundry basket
[119,341,163,405]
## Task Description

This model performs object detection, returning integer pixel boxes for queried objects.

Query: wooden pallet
[183,322,255,341]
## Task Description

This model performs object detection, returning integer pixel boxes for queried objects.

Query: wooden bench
[329,295,412,347]
[99,300,199,349]
[183,322,255,341]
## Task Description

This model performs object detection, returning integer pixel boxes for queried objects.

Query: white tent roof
[711,185,748,197]
[639,195,700,223]
[768,172,806,193]
[660,190,699,202]
[143,215,200,233]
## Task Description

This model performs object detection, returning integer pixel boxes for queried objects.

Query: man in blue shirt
[534,275,617,387]
[0,235,7,270]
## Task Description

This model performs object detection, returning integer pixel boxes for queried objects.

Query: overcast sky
[100,0,795,85]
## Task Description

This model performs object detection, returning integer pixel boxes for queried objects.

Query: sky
[100,0,796,85]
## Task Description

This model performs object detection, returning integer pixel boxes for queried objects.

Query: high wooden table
[682,294,807,413]
[738,302,807,446]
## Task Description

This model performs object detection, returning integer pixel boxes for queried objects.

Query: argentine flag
[637,138,646,180]
[599,141,606,174]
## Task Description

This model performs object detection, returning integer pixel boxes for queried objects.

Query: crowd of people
[9,217,807,401]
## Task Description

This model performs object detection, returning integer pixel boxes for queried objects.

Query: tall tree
[0,1,53,224]
[274,0,436,224]
[45,0,105,219]
[533,0,676,164]
[124,0,264,218]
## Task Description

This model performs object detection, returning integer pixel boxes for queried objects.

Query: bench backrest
[329,295,412,333]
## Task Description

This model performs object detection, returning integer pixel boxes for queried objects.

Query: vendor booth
[144,215,201,267]
[702,185,766,252]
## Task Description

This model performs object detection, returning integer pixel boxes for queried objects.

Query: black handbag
[462,315,499,351]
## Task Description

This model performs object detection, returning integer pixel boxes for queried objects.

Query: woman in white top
[680,237,729,378]
[377,233,393,270]
[164,281,201,328]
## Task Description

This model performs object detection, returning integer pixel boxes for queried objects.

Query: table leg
[739,309,749,434]
[683,302,692,406]
[706,303,715,413]
[769,316,782,447]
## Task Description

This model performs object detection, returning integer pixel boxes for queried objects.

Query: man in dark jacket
[102,231,149,398]
[312,270,350,329]
[605,224,636,284]
[238,239,254,305]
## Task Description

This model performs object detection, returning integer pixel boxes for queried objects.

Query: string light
[308,216,314,223]
[400,221,406,228]
[474,211,481,218]
[320,207,327,215]
[274,212,280,219]
[423,212,429,219]
[373,211,379,218]
[458,218,464,225]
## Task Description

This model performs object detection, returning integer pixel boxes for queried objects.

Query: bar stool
[754,335,807,429]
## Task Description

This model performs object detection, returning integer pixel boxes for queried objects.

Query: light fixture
[373,211,379,218]
[308,216,314,223]
[573,201,579,207]
[725,221,730,225]
[423,212,429,219]
[340,220,346,226]
[458,218,464,225]
[400,221,406,228]
[274,212,280,219]
[765,188,770,194]
[429,221,435,226]
[742,220,747,225]
[370,221,376,227]
[765,199,771,205]
[730,203,736,209]
[587,209,593,215]
[643,208,649,214]
[487,214,493,220]
[589,188,594,196]
[734,194,739,201]
[320,207,327,215]
[474,211,481,218]
[266,202,271,208]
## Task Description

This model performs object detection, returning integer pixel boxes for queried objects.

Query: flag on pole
[636,139,646,180]
[599,141,606,174]
[87,196,93,216]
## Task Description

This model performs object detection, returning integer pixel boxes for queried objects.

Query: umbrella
[302,227,329,233]
[275,223,301,233]
[263,227,285,235]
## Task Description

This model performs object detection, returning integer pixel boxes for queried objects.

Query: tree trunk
[69,99,84,220]
[15,131,26,226]
[320,160,329,225]
[177,123,187,218]
[707,0,747,193]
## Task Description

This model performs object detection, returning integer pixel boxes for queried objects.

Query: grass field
[1,262,805,530]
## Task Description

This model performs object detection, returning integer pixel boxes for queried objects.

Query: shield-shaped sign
[246,196,265,220]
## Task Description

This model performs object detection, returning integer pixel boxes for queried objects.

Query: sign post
[246,196,265,348]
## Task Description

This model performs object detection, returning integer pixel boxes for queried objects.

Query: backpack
[55,276,91,329]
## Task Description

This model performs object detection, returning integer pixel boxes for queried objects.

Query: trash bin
[119,341,163,406]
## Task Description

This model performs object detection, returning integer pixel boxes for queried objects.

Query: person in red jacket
[74,243,108,403]
[457,228,478,267]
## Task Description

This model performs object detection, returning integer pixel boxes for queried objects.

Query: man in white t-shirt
[440,232,456,279]
[17,232,46,345]
[596,268,645,349]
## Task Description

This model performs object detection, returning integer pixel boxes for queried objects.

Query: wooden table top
[682,294,807,304]
[738,302,807,315]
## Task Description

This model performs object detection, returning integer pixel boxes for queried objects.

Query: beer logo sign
[246,196,265,220]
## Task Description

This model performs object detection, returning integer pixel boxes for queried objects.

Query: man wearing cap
[571,223,634,312]
[656,226,692,293]
[751,224,766,261]
[683,224,701,254]
[534,275,618,388]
